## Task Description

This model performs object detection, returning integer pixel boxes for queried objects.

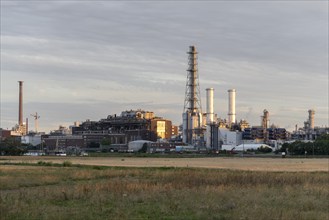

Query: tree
[279,135,329,155]
[101,138,111,146]
[257,146,272,153]
[88,142,100,148]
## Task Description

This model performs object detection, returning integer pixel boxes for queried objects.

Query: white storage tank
[128,140,154,152]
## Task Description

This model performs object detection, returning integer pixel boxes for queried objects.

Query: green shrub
[63,161,72,167]
[257,146,272,153]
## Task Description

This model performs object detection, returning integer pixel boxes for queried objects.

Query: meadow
[0,162,328,220]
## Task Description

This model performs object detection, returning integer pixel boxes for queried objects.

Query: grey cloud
[1,1,328,131]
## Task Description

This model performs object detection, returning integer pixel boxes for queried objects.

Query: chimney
[206,88,214,123]
[228,89,236,125]
[26,117,29,134]
[18,81,23,126]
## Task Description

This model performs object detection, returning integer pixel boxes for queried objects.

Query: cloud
[1,1,328,132]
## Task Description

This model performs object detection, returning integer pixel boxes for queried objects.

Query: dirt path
[1,156,328,172]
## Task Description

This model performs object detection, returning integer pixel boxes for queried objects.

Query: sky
[1,1,328,133]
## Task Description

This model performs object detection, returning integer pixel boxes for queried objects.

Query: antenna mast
[31,112,40,133]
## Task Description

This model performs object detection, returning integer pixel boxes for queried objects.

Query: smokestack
[308,109,315,130]
[187,45,198,112]
[228,89,236,124]
[206,88,214,149]
[26,118,28,134]
[18,81,23,126]
[206,88,214,123]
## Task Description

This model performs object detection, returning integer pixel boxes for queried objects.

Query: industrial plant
[1,46,328,155]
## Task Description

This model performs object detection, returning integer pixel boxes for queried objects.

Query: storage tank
[128,140,154,152]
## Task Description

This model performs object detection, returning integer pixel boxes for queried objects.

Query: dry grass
[1,156,328,172]
[0,164,328,220]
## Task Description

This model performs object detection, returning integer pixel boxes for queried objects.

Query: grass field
[1,162,328,220]
[0,156,328,172]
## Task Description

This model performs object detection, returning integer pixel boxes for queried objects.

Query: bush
[36,161,53,166]
[63,161,72,167]
[257,146,272,153]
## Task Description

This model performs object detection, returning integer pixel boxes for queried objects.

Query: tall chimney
[18,81,23,126]
[206,88,214,123]
[26,117,29,134]
[206,88,214,149]
[228,89,236,125]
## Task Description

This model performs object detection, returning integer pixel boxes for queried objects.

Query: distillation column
[308,109,315,130]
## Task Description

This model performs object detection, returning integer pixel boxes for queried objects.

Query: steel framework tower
[182,46,202,145]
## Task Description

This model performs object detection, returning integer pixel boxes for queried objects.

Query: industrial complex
[1,46,328,155]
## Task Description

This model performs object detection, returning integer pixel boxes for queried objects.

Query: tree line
[280,134,329,155]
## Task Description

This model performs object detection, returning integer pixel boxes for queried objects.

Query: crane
[31,112,40,133]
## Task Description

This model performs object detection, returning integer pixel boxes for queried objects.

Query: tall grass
[0,165,328,220]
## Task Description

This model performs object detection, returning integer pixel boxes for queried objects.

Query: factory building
[291,109,329,140]
[219,128,243,148]
[68,109,174,150]
[21,134,42,146]
[171,125,179,137]
[43,135,84,151]
[42,109,173,153]
[243,127,287,141]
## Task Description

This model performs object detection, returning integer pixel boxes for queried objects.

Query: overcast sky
[1,1,328,133]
